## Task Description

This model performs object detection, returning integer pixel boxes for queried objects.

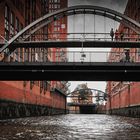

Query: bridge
[1,39,140,49]
[0,5,140,81]
[67,103,96,106]
[67,88,107,114]
[0,62,140,81]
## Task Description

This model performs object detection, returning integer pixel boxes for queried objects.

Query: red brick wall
[0,2,5,40]
[0,0,67,110]
[106,0,140,111]
[0,81,51,106]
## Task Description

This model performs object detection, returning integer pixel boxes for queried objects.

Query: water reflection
[0,114,140,140]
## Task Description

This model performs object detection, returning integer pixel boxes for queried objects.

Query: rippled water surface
[0,114,140,140]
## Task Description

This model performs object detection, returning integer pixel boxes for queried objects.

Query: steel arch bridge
[67,88,108,107]
[68,88,108,98]
[68,88,107,95]
[1,5,140,81]
[1,5,140,54]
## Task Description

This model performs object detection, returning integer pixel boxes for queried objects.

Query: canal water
[0,114,140,140]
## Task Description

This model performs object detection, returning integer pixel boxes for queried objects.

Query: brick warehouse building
[106,0,140,117]
[48,0,68,97]
[0,0,68,119]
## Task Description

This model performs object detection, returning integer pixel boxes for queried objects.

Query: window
[10,11,15,37]
[14,49,19,61]
[19,48,23,62]
[54,21,57,26]
[5,5,9,20]
[5,5,10,40]
[11,12,15,26]
[54,0,58,3]
[61,24,65,29]
[58,4,60,9]
[5,30,9,41]
[57,27,60,31]
[31,48,35,62]
[24,48,29,62]
[54,4,57,9]
[54,27,57,31]
[32,0,36,21]
[15,17,19,33]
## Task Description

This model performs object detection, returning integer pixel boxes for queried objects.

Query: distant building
[106,0,140,117]
[48,0,68,94]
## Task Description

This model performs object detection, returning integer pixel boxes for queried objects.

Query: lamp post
[80,34,86,63]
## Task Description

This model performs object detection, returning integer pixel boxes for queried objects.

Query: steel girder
[1,5,140,54]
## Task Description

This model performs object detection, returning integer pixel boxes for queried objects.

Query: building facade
[48,0,69,94]
[0,0,68,119]
[106,0,140,117]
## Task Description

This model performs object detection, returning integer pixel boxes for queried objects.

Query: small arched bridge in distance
[0,5,140,81]
[67,88,107,114]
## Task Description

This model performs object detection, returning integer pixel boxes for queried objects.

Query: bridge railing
[1,32,140,43]
[3,51,140,63]
[18,32,140,42]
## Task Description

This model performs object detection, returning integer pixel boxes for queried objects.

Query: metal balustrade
[1,32,140,43]
[2,51,140,63]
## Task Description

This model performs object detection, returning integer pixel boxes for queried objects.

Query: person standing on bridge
[120,30,124,41]
[115,29,119,41]
[125,49,130,62]
[110,28,114,41]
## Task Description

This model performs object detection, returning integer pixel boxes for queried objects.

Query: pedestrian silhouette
[115,29,119,41]
[120,31,124,41]
[125,49,130,62]
[110,28,114,41]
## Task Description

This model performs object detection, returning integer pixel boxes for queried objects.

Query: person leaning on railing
[120,31,124,41]
[115,29,119,41]
[125,49,130,62]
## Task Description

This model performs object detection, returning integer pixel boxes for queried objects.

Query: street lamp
[80,34,86,62]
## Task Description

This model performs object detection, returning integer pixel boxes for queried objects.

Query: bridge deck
[0,62,140,81]
[1,40,140,49]
[67,103,96,106]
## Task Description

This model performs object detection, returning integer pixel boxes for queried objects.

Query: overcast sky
[68,0,128,92]
[68,0,128,11]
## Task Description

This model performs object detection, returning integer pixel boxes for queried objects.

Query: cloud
[68,0,128,13]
